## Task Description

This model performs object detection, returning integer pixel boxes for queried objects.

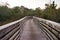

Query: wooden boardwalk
[0,17,60,40]
[20,19,47,40]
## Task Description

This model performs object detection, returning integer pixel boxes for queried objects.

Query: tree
[42,1,57,21]
[34,7,42,17]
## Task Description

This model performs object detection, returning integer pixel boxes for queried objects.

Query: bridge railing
[33,16,60,40]
[0,17,27,40]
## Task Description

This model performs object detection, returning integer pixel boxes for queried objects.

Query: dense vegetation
[0,1,60,25]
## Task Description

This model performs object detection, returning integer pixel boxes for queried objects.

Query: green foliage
[0,1,60,25]
[34,1,60,23]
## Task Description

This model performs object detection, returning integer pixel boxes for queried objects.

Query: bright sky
[0,0,60,9]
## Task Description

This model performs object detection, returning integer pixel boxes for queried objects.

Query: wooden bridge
[0,16,60,40]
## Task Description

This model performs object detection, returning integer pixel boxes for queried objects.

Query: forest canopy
[0,1,60,25]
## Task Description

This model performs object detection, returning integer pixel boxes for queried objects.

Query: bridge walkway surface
[20,19,47,40]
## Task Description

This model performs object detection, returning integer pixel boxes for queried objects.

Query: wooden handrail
[0,17,27,40]
[33,16,60,40]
